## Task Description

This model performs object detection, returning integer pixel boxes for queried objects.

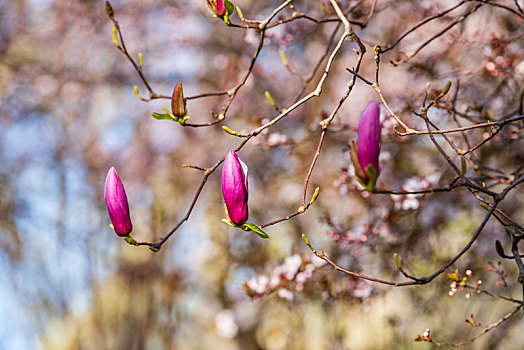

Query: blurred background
[0,0,523,348]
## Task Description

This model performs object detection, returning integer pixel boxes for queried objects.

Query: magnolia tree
[100,0,524,347]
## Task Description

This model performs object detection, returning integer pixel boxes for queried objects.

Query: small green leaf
[363,164,378,192]
[244,223,269,239]
[236,6,243,20]
[320,2,329,14]
[133,84,140,99]
[112,25,119,47]
[265,91,277,108]
[479,203,491,211]
[222,126,241,136]
[163,108,175,117]
[279,49,288,66]
[447,269,460,282]
[394,253,402,270]
[504,226,515,235]
[224,0,235,16]
[152,108,189,124]
[223,219,269,239]
[301,233,310,245]
[178,116,190,125]
[221,0,235,23]
[438,80,452,98]
[460,156,467,177]
[152,112,175,121]
[309,187,320,205]
[138,52,143,68]
[124,234,138,246]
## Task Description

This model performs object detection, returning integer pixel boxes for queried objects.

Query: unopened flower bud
[357,101,381,180]
[222,150,249,225]
[206,0,227,16]
[171,81,187,118]
[104,167,133,236]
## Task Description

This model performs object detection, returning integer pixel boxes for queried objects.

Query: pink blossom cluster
[488,261,509,288]
[390,175,439,211]
[319,210,394,253]
[252,118,292,149]
[449,269,482,299]
[421,328,431,342]
[321,278,374,303]
[481,33,520,78]
[243,254,325,300]
[326,224,379,250]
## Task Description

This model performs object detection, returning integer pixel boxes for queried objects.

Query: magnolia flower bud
[171,81,187,118]
[222,150,249,225]
[206,0,227,16]
[104,167,133,236]
[357,101,381,180]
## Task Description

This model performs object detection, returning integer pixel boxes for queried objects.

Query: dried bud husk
[348,102,381,191]
[105,1,114,19]
[349,139,366,180]
[206,0,227,16]
[171,81,187,118]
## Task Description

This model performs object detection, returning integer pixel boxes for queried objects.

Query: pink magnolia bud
[104,167,133,236]
[222,150,249,225]
[206,0,226,16]
[357,101,381,180]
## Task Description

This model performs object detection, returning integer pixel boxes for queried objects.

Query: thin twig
[430,305,523,347]
[382,1,467,53]
[303,197,501,287]
[391,3,484,65]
